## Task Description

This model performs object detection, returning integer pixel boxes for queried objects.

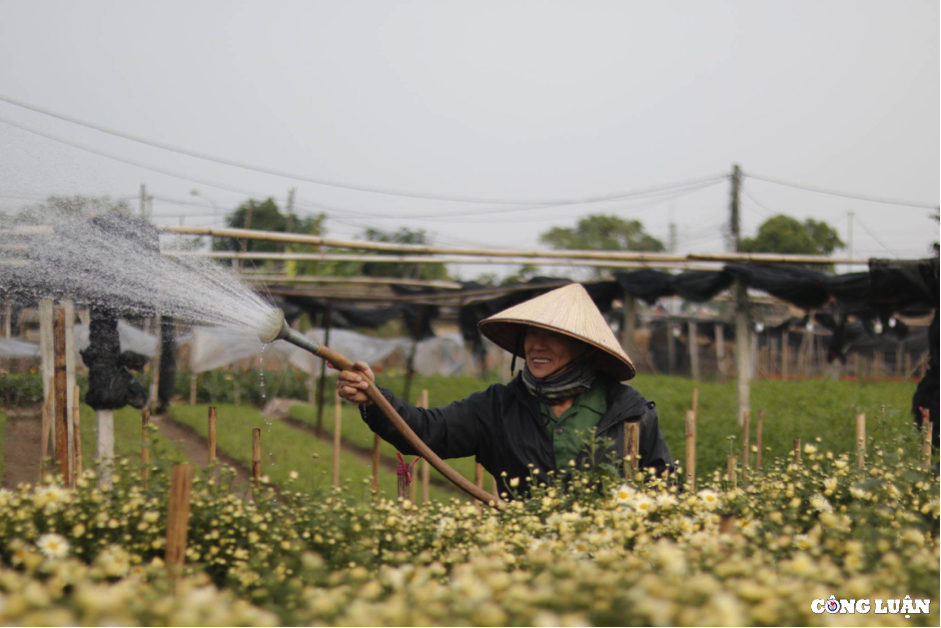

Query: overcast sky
[1,1,937,280]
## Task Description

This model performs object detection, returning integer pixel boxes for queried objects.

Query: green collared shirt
[539,378,608,472]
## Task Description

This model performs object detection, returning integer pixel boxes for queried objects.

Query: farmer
[337,283,673,496]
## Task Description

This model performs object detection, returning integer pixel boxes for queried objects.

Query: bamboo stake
[420,390,430,503]
[741,410,750,470]
[141,409,151,489]
[333,390,342,488]
[624,421,641,475]
[856,413,866,469]
[190,373,197,404]
[72,385,82,484]
[39,393,51,482]
[755,410,764,470]
[398,473,409,500]
[685,410,696,492]
[208,407,217,463]
[727,455,737,486]
[252,428,261,488]
[793,438,801,465]
[371,434,380,495]
[53,305,69,484]
[165,464,195,572]
[691,388,699,422]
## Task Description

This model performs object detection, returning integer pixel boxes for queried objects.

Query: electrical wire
[852,216,900,258]
[744,171,937,209]
[0,93,728,207]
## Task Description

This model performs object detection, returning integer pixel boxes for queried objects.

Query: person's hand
[334,361,376,406]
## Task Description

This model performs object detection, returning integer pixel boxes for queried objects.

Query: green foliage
[212,197,325,257]
[740,214,845,258]
[540,214,665,277]
[0,371,45,406]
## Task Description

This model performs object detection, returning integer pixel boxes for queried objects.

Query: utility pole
[730,164,750,425]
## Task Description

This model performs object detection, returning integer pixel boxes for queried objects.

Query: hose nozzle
[258,308,322,355]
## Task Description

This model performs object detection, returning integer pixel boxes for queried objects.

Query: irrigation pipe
[259,310,503,508]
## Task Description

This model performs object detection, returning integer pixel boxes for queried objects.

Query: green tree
[213,198,325,255]
[539,214,665,277]
[740,215,845,256]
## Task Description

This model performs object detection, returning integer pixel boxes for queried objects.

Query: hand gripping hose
[259,310,503,508]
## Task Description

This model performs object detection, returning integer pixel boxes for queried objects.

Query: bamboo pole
[742,410,750,470]
[241,274,464,290]
[39,393,51,481]
[727,455,737,486]
[333,390,342,488]
[715,324,725,381]
[734,282,751,426]
[148,315,162,413]
[190,373,197,404]
[208,407,217,463]
[691,388,699,422]
[856,413,866,469]
[475,463,484,490]
[420,390,430,503]
[793,438,801,465]
[371,434,380,494]
[398,473,409,500]
[165,464,195,572]
[755,410,763,469]
[72,385,82,484]
[624,421,641,475]
[685,410,696,492]
[162,225,871,265]
[141,409,151,489]
[251,428,261,488]
[53,305,69,484]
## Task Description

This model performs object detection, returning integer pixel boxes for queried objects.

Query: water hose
[258,310,503,508]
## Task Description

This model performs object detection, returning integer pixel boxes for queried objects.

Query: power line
[0,93,727,207]
[744,171,936,209]
[853,215,899,258]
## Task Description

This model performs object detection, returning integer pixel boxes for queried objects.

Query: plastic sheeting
[0,337,40,358]
[184,325,467,377]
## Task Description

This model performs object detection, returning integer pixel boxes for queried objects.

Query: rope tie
[396,452,422,485]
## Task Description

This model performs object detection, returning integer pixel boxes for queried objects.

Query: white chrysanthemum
[697,489,720,510]
[613,484,635,504]
[810,494,833,513]
[33,485,68,510]
[629,493,656,515]
[36,533,70,559]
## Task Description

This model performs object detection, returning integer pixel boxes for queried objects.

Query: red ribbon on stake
[395,452,422,485]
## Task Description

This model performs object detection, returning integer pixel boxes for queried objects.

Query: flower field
[0,436,937,626]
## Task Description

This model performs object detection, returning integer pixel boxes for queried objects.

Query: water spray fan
[259,309,503,507]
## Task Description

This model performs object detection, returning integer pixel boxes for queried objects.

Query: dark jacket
[361,375,674,496]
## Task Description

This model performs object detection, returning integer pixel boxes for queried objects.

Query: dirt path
[2,407,42,488]
[155,415,252,487]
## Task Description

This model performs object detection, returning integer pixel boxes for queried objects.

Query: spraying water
[0,208,278,333]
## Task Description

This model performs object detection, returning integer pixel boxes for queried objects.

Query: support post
[62,301,75,473]
[96,410,114,487]
[39,393,51,481]
[727,455,737,486]
[208,407,217,462]
[190,373,197,404]
[620,292,636,356]
[734,281,751,425]
[666,319,675,375]
[756,409,764,469]
[688,320,700,381]
[332,390,341,488]
[39,299,54,448]
[685,410,696,492]
[72,385,82,484]
[165,464,194,572]
[856,413,866,469]
[714,323,725,381]
[142,409,151,489]
[624,421,640,476]
[420,390,430,503]
[691,387,699,422]
[53,306,70,484]
[793,438,801,465]
[742,410,750,470]
[921,408,931,468]
[316,301,333,434]
[252,428,261,488]
[398,472,409,500]
[148,315,162,413]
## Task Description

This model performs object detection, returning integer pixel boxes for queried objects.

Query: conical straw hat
[478,283,635,381]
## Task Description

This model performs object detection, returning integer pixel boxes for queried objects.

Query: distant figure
[337,283,673,496]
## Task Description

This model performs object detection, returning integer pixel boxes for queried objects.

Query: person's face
[524,327,585,378]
